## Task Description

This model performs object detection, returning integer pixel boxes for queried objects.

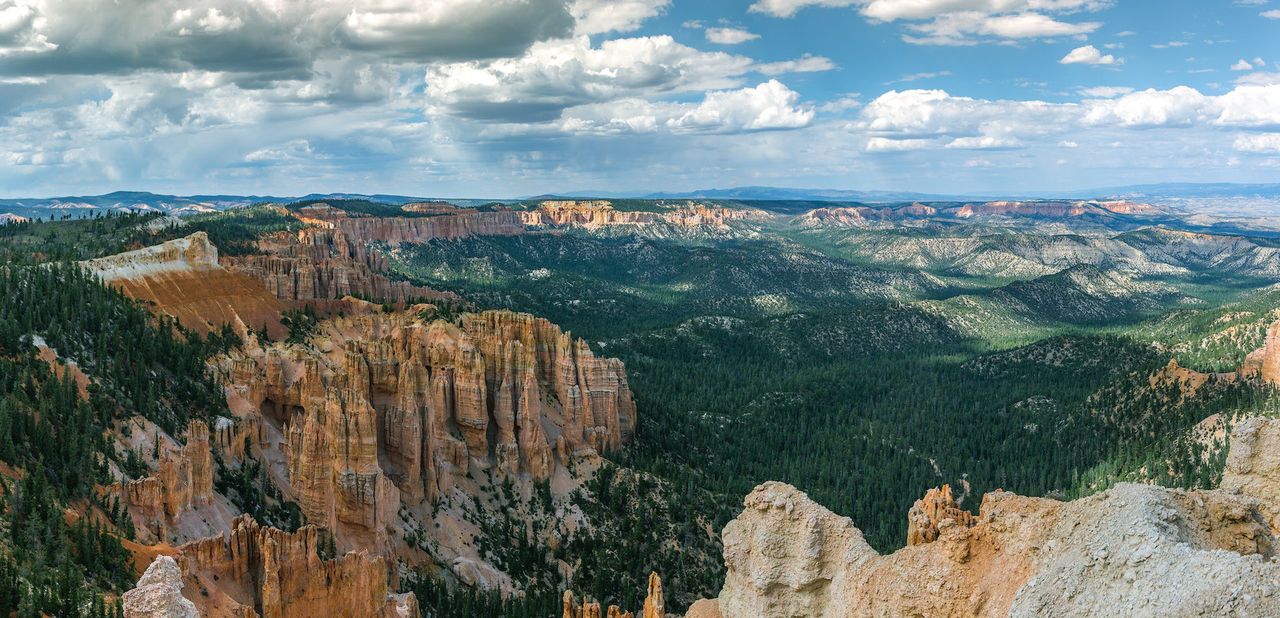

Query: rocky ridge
[691,416,1280,617]
[225,227,453,304]
[173,514,414,618]
[82,232,286,336]
[521,200,764,232]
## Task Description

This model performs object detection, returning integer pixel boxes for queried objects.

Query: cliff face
[700,417,1280,617]
[521,200,760,230]
[215,305,636,546]
[114,420,217,542]
[176,515,415,618]
[333,210,525,243]
[82,232,286,337]
[225,228,453,304]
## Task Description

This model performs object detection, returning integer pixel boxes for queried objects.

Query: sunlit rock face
[214,303,636,546]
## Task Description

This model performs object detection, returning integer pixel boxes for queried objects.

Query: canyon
[93,202,1280,618]
[90,229,636,617]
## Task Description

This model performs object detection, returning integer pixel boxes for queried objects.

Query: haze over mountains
[5,183,1280,221]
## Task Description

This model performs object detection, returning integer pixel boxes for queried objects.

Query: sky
[0,0,1278,198]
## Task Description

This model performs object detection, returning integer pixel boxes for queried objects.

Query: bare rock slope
[82,231,286,336]
[696,417,1280,617]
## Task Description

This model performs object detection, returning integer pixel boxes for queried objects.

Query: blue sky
[1,0,1278,197]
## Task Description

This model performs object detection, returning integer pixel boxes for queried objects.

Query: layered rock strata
[225,227,452,304]
[522,200,759,229]
[176,515,416,617]
[115,420,216,541]
[82,232,285,336]
[333,209,524,243]
[214,304,636,546]
[698,417,1280,617]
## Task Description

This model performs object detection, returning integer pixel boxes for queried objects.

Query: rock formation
[522,200,759,230]
[123,556,200,618]
[333,209,524,243]
[225,227,453,305]
[214,303,636,547]
[115,420,217,542]
[792,200,1168,228]
[562,572,664,618]
[177,514,416,618]
[82,232,286,337]
[1238,320,1280,386]
[697,417,1280,617]
[905,483,975,546]
[1221,417,1280,530]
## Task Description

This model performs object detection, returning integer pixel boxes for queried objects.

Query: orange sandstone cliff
[212,303,636,550]
[82,232,286,337]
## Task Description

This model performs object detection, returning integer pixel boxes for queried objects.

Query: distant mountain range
[3,183,1280,220]
[0,191,453,220]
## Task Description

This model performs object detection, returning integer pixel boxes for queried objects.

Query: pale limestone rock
[706,420,1280,617]
[122,556,199,618]
[1221,417,1280,530]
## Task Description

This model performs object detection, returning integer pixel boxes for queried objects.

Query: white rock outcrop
[122,556,199,618]
[704,418,1280,618]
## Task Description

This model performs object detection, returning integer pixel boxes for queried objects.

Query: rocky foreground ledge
[682,417,1280,617]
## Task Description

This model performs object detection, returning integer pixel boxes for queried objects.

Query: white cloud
[1232,59,1255,71]
[569,0,671,35]
[1263,9,1280,19]
[1237,71,1280,86]
[1082,86,1211,127]
[749,0,1107,45]
[556,80,815,134]
[748,0,859,19]
[706,27,761,45]
[865,136,932,152]
[1061,45,1117,65]
[858,89,1078,145]
[1216,85,1280,127]
[756,54,837,75]
[426,35,753,122]
[890,70,952,83]
[1079,86,1133,98]
[945,136,1021,149]
[1234,133,1280,153]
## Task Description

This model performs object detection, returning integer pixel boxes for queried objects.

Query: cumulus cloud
[0,0,574,82]
[749,0,1107,45]
[1060,45,1118,65]
[569,0,670,35]
[1079,86,1133,97]
[857,89,1078,147]
[1234,133,1280,153]
[560,79,814,134]
[755,54,837,75]
[426,35,754,123]
[706,27,761,45]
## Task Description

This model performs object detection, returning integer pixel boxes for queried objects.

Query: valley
[0,196,1278,617]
